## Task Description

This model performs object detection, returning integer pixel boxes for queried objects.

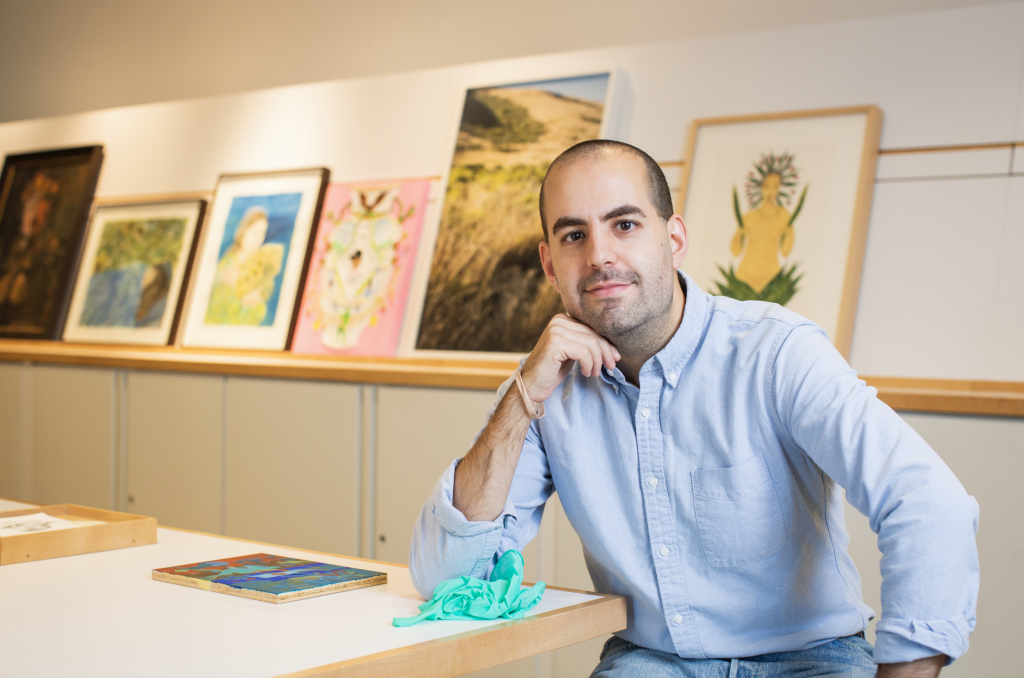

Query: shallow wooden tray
[0,504,157,565]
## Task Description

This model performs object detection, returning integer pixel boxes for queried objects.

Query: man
[410,140,978,677]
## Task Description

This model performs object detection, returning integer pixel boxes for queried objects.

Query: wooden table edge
[278,593,627,678]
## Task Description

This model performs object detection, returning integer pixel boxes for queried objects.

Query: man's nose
[585,226,616,269]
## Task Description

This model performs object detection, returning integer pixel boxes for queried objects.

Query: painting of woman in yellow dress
[205,199,294,326]
[714,152,806,305]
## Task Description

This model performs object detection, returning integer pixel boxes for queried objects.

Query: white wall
[0,3,1022,676]
[1,3,1021,378]
[0,0,1005,124]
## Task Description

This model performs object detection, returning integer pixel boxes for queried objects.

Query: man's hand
[520,314,619,402]
[876,655,945,678]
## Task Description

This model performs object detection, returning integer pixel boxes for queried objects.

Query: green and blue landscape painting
[80,218,186,327]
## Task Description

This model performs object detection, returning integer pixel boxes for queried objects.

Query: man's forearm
[452,387,533,522]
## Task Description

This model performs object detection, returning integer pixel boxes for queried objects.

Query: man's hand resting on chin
[519,313,619,403]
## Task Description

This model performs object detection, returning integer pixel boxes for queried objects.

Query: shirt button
[673,614,683,625]
[660,547,669,556]
[648,477,658,488]
[642,407,650,417]
[669,373,677,381]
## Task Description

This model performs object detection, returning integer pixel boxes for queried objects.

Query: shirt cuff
[430,458,519,537]
[874,616,972,665]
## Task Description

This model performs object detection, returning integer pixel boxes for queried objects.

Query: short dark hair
[538,140,674,239]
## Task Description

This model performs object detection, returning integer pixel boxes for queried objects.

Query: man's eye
[617,220,637,231]
[563,230,584,243]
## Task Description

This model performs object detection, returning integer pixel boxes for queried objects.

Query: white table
[0,498,625,677]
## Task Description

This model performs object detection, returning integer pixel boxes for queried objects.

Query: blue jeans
[591,635,876,677]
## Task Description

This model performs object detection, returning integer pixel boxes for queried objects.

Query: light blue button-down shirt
[409,272,979,665]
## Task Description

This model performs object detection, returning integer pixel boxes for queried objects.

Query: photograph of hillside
[416,73,611,354]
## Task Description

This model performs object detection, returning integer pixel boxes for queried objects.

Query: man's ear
[667,214,688,269]
[539,240,559,289]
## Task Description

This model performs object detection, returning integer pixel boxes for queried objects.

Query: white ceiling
[0,0,1014,123]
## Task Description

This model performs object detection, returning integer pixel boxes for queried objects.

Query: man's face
[538,152,687,341]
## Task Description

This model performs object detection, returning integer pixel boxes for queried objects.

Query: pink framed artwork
[291,179,431,357]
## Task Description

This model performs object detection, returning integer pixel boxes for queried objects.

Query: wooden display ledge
[0,339,1021,417]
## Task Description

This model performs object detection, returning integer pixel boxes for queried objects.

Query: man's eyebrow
[551,216,588,234]
[602,204,646,221]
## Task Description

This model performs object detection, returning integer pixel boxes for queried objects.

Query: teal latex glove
[393,550,545,627]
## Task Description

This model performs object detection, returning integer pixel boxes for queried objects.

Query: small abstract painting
[63,199,205,345]
[679,107,882,357]
[291,180,431,356]
[152,553,387,603]
[410,72,618,357]
[181,169,328,350]
[0,146,103,338]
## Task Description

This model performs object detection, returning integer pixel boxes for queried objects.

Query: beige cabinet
[225,376,360,556]
[31,365,116,509]
[125,371,224,533]
[374,385,495,564]
[0,363,24,500]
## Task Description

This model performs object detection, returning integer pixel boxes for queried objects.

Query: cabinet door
[0,362,24,500]
[225,377,359,555]
[126,371,223,533]
[375,385,495,564]
[32,365,115,508]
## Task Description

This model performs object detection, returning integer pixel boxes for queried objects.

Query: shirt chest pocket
[691,455,787,568]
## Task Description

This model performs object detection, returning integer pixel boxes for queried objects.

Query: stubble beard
[566,264,677,359]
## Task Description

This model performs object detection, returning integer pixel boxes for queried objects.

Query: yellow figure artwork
[205,207,284,325]
[714,152,806,305]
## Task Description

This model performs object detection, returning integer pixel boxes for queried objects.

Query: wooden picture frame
[678,106,883,357]
[0,145,104,339]
[62,197,207,346]
[0,504,156,565]
[405,70,624,361]
[181,168,329,351]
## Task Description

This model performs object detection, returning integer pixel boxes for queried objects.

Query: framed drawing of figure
[181,168,329,350]
[291,179,432,357]
[678,106,882,357]
[407,71,622,358]
[62,197,206,345]
[0,145,104,339]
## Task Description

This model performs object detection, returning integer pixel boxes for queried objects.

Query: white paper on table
[0,512,104,535]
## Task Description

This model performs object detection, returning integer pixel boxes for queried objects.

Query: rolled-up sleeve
[770,322,980,665]
[408,375,555,599]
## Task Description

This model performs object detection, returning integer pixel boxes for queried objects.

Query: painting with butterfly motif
[290,180,431,356]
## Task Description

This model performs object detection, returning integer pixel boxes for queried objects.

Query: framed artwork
[181,168,329,350]
[62,197,206,345]
[0,145,104,339]
[291,179,432,357]
[408,71,620,358]
[678,106,883,357]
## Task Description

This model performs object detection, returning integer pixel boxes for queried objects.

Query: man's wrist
[876,654,945,678]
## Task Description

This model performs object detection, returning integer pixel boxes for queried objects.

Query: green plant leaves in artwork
[713,263,803,306]
[93,218,186,274]
[462,90,547,152]
[732,186,745,228]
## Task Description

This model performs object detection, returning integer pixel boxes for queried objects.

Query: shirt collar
[655,270,708,388]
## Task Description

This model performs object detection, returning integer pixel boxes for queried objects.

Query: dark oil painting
[0,146,103,337]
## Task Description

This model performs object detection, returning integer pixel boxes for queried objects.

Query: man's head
[537,140,688,353]
[539,140,673,241]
